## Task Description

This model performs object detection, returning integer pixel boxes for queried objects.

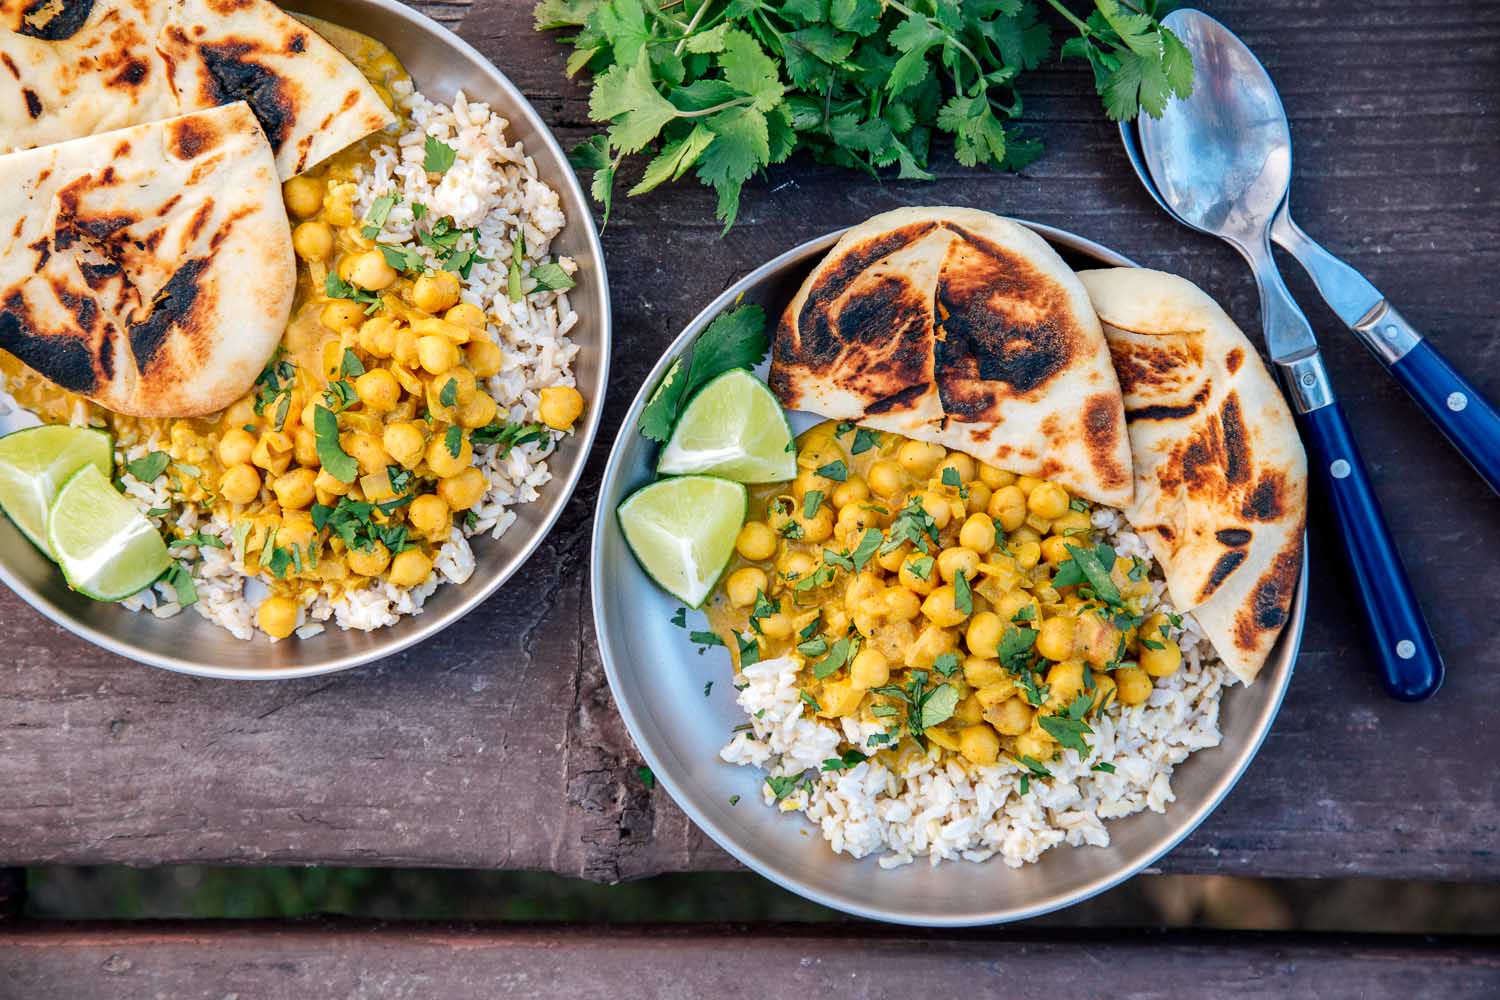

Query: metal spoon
[1132,8,1443,701]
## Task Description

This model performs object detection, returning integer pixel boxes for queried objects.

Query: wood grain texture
[2,923,1498,999]
[1,0,1498,881]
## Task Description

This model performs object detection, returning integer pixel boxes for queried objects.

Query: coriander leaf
[851,427,879,455]
[849,528,882,571]
[1092,761,1117,774]
[423,136,458,173]
[941,466,960,488]
[529,262,576,293]
[637,357,687,443]
[813,636,855,678]
[444,425,463,458]
[688,629,724,647]
[815,459,847,482]
[919,682,959,730]
[163,560,197,607]
[636,765,655,789]
[765,774,799,800]
[628,124,716,196]
[125,451,170,482]
[592,50,679,153]
[719,29,785,112]
[954,569,972,616]
[339,349,365,379]
[690,302,769,378]
[933,652,960,677]
[1038,706,1094,755]
[803,490,824,519]
[313,405,358,483]
[694,104,771,231]
[1063,542,1122,606]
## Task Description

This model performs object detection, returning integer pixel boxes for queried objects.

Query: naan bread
[0,102,294,417]
[771,207,1133,508]
[1078,267,1306,684]
[0,0,394,179]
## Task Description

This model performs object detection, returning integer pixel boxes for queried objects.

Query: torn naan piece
[0,102,294,417]
[0,0,394,179]
[1079,267,1307,684]
[770,207,1133,508]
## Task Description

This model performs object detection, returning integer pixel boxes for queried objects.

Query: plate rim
[589,220,1306,926]
[0,0,612,681]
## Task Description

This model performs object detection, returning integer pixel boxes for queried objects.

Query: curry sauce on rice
[0,19,586,641]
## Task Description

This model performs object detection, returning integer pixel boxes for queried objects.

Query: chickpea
[726,567,768,608]
[426,432,472,479]
[796,437,845,474]
[314,467,351,498]
[936,453,975,486]
[1027,481,1070,520]
[988,485,1027,532]
[849,648,889,690]
[898,552,937,596]
[271,468,317,510]
[1114,666,1153,706]
[866,460,906,498]
[445,302,487,330]
[964,657,1007,690]
[977,463,1014,490]
[466,338,504,378]
[1051,509,1092,537]
[435,368,478,408]
[1044,660,1086,709]
[986,697,1033,736]
[286,426,315,468]
[964,481,992,516]
[437,467,487,511]
[1011,539,1042,570]
[411,271,461,313]
[993,589,1038,625]
[217,427,256,467]
[347,250,397,292]
[251,431,293,476]
[1140,636,1183,678]
[388,547,433,587]
[1040,535,1073,566]
[353,320,393,360]
[292,221,333,262]
[535,385,584,431]
[958,724,1000,765]
[780,550,817,583]
[223,396,257,428]
[219,464,261,504]
[456,392,499,430]
[416,335,460,376]
[347,539,392,577]
[831,476,869,509]
[354,369,400,412]
[1010,524,1042,547]
[257,596,301,638]
[955,513,994,555]
[835,504,880,540]
[392,327,420,367]
[1036,616,1076,661]
[282,176,323,218]
[1092,674,1118,713]
[758,613,794,639]
[897,439,945,478]
[342,432,391,477]
[407,494,450,538]
[383,422,427,469]
[883,586,921,623]
[916,490,952,530]
[1013,730,1052,762]
[321,300,364,333]
[735,521,777,562]
[937,546,980,584]
[766,499,796,536]
[953,694,984,726]
[921,585,968,628]
[966,611,1003,659]
[798,506,835,544]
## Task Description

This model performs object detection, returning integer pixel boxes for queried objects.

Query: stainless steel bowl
[591,224,1305,926]
[0,0,610,680]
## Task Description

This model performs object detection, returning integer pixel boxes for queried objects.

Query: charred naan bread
[0,102,294,417]
[771,207,1133,508]
[0,0,394,179]
[1079,267,1306,684]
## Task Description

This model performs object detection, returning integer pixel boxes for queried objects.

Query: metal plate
[591,224,1305,926]
[0,0,610,680]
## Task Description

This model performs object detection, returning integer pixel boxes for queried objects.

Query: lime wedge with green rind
[46,464,170,602]
[656,368,796,483]
[618,474,748,607]
[0,424,113,554]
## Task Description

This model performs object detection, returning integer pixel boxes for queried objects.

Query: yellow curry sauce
[705,421,1185,777]
[0,24,583,638]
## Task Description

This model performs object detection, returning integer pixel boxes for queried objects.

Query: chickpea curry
[705,420,1184,776]
[0,27,585,640]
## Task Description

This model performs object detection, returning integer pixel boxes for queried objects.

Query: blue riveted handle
[1387,338,1500,496]
[1298,401,1444,701]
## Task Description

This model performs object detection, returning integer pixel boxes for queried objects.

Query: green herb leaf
[815,459,847,482]
[849,528,882,572]
[169,532,225,549]
[637,302,768,442]
[125,451,170,483]
[528,262,576,293]
[636,765,655,789]
[163,560,197,606]
[919,682,959,731]
[851,427,880,455]
[933,652,960,678]
[689,629,724,647]
[423,136,458,173]
[313,405,358,483]
[821,749,868,772]
[444,425,463,459]
[954,569,972,616]
[812,636,856,678]
[803,490,824,519]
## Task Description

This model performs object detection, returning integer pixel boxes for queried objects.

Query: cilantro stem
[672,0,711,56]
[885,0,988,90]
[1043,0,1093,37]
[673,96,756,119]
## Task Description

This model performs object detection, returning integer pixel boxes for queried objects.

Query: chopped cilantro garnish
[812,636,856,678]
[954,569,972,616]
[636,765,655,790]
[423,136,457,173]
[803,490,823,520]
[313,405,358,483]
[324,272,382,314]
[851,428,880,455]
[444,425,463,458]
[124,451,170,483]
[815,459,847,482]
[849,528,883,571]
[688,630,723,648]
[528,261,576,293]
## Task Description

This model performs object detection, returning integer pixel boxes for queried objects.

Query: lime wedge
[46,465,170,602]
[657,368,796,483]
[0,424,114,554]
[618,475,748,607]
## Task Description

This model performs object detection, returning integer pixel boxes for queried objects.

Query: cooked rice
[718,512,1234,869]
[109,84,580,641]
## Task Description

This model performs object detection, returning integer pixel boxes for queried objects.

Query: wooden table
[3,0,1499,994]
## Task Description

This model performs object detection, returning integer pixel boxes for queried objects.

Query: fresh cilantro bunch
[535,0,1193,230]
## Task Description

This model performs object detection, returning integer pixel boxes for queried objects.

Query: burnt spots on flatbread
[57,287,98,333]
[1241,471,1287,522]
[1199,549,1247,601]
[169,115,219,161]
[107,57,148,89]
[17,0,94,40]
[864,382,929,416]
[204,0,256,13]
[1126,385,1210,423]
[1108,338,1201,399]
[1081,392,1129,490]
[1,53,19,78]
[127,257,209,370]
[78,260,121,290]
[22,88,41,118]
[27,238,49,269]
[1215,528,1252,547]
[1235,541,1303,651]
[198,41,295,151]
[830,274,932,401]
[287,32,306,54]
[1220,392,1251,485]
[1226,348,1243,374]
[0,292,98,393]
[795,222,936,364]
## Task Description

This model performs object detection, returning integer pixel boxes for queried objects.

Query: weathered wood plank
[2,923,1497,999]
[1,0,1498,882]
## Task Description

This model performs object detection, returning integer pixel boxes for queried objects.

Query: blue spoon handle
[1297,400,1444,701]
[1381,332,1500,496]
